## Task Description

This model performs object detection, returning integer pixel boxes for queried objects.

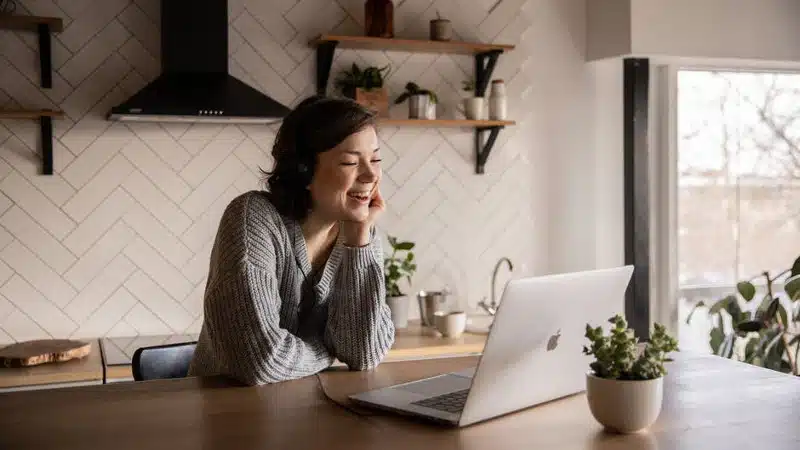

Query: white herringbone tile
[1,275,77,337]
[1,0,537,340]
[71,286,137,339]
[124,271,194,332]
[60,20,130,87]
[64,254,136,323]
[122,205,193,268]
[0,171,76,240]
[122,170,192,236]
[180,155,246,219]
[64,221,136,290]
[120,138,191,203]
[63,188,135,256]
[63,155,135,222]
[123,238,193,301]
[0,207,75,274]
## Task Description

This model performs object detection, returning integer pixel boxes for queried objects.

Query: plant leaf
[395,242,414,251]
[724,297,743,323]
[709,295,735,315]
[709,327,725,354]
[685,301,706,324]
[785,274,800,301]
[744,337,759,362]
[718,334,735,359]
[737,281,756,301]
[765,298,780,322]
[736,320,765,333]
[778,303,789,327]
[791,255,800,278]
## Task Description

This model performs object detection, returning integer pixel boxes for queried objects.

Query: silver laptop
[349,265,634,427]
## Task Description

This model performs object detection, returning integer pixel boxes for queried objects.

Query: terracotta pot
[355,87,389,118]
[586,372,664,433]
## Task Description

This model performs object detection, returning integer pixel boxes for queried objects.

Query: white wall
[0,0,612,342]
[631,0,800,62]
[586,0,631,61]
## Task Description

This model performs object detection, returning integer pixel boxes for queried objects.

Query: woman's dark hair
[263,95,376,221]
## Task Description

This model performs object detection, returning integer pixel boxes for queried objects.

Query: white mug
[434,311,467,338]
[459,97,484,120]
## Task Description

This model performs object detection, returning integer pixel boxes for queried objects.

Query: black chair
[131,341,197,381]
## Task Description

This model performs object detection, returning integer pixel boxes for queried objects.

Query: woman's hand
[342,189,385,247]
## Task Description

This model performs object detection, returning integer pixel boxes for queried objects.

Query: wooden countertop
[1,352,798,449]
[105,320,487,380]
[0,339,103,389]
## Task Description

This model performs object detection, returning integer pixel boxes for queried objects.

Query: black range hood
[108,0,291,124]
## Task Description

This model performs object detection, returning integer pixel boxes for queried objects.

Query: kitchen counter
[0,339,103,392]
[0,321,486,389]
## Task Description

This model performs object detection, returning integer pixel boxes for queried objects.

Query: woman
[188,96,395,385]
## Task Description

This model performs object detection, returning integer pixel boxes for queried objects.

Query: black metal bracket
[474,50,502,97]
[39,115,53,175]
[316,41,338,95]
[37,24,53,88]
[475,126,503,174]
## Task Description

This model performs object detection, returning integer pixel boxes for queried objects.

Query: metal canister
[417,290,447,327]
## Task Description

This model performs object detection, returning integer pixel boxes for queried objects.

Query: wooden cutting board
[0,339,91,368]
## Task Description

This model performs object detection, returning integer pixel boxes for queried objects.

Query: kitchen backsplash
[0,0,541,342]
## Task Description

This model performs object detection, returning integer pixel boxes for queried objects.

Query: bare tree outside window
[676,70,800,352]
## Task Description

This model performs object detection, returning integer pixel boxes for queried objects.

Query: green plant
[394,82,438,104]
[383,236,417,297]
[334,63,390,98]
[686,255,800,375]
[462,79,475,93]
[583,314,679,380]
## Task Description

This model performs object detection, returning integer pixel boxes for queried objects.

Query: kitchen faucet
[478,257,514,315]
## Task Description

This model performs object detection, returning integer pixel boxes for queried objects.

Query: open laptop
[349,265,634,427]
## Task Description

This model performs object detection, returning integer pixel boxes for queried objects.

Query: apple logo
[546,329,561,351]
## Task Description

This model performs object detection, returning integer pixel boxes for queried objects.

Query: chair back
[131,341,197,381]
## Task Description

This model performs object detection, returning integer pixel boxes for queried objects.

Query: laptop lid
[458,266,634,427]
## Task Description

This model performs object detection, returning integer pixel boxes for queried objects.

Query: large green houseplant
[686,255,800,376]
[383,235,417,329]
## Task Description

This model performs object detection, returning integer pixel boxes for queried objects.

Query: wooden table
[0,351,798,449]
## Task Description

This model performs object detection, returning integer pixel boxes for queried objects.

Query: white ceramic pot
[462,97,484,120]
[586,372,663,433]
[386,295,409,329]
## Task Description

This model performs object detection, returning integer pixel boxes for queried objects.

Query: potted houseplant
[685,254,800,375]
[334,63,390,117]
[461,79,484,120]
[583,314,679,433]
[395,82,437,119]
[384,235,417,329]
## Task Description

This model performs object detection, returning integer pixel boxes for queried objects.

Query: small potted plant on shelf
[334,63,390,117]
[461,79,484,120]
[384,235,417,329]
[395,82,437,119]
[583,314,679,434]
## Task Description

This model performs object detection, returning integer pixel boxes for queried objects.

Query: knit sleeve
[202,262,335,385]
[325,231,395,370]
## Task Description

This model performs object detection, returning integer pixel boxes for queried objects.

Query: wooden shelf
[378,119,515,128]
[0,109,64,119]
[312,34,514,55]
[0,15,63,32]
[0,15,63,88]
[0,109,63,175]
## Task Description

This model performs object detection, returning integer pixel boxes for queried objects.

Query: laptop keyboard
[411,389,469,414]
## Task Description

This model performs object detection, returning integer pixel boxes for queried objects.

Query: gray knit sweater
[187,190,395,385]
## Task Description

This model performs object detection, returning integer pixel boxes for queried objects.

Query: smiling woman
[187,96,395,385]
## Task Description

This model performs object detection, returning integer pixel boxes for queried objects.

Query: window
[676,69,800,352]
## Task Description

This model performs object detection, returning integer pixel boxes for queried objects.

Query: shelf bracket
[39,115,53,175]
[474,50,502,97]
[37,23,53,88]
[316,40,338,96]
[475,126,503,174]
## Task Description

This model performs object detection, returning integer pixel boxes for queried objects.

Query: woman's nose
[359,163,380,182]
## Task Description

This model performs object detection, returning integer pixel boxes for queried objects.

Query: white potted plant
[383,235,417,329]
[394,82,437,119]
[460,79,484,120]
[583,314,679,434]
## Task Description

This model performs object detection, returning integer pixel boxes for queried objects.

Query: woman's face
[308,125,382,223]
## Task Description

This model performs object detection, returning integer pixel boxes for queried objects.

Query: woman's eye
[371,159,382,164]
[341,161,358,166]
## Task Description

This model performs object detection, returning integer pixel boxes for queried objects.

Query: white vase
[462,97,484,120]
[489,79,507,120]
[386,295,409,329]
[586,372,664,433]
